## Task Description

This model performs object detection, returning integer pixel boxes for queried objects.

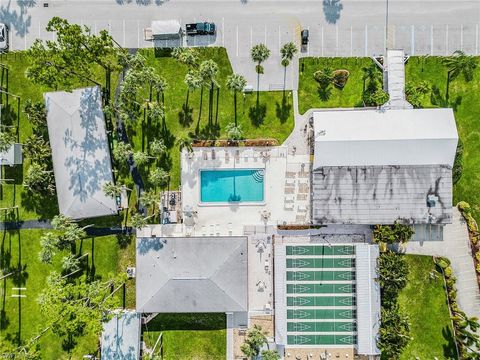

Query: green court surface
[287,283,355,294]
[287,296,356,307]
[286,258,355,269]
[287,321,357,333]
[287,309,356,320]
[287,334,357,346]
[286,245,355,256]
[286,270,355,282]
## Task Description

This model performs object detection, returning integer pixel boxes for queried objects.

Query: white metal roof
[151,20,182,36]
[44,87,117,220]
[355,243,381,355]
[313,108,458,168]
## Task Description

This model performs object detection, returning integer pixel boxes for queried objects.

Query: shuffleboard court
[286,245,355,256]
[287,321,357,333]
[287,334,357,346]
[286,258,355,269]
[287,309,356,320]
[286,270,355,282]
[287,283,355,294]
[287,296,356,307]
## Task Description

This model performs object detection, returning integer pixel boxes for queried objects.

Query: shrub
[435,256,451,269]
[453,139,464,185]
[313,67,333,86]
[332,69,349,89]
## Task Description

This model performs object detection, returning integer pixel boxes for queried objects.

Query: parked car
[0,23,8,52]
[301,29,309,46]
[186,22,216,36]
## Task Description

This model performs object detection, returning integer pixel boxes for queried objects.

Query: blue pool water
[200,169,265,203]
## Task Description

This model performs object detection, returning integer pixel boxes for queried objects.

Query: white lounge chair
[284,203,294,210]
[215,224,220,236]
[298,204,308,212]
[284,194,295,203]
[228,222,233,236]
[210,224,215,236]
[285,178,295,186]
[201,225,207,236]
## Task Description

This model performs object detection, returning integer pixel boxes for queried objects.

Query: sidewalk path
[405,207,480,320]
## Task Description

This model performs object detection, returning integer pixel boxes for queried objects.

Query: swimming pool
[200,169,265,203]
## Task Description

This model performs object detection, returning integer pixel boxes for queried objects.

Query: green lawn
[398,255,456,360]
[133,47,294,188]
[143,313,226,360]
[298,57,373,114]
[0,230,134,358]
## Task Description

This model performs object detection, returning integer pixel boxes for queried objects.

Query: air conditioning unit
[126,267,136,279]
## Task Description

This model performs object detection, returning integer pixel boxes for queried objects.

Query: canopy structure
[45,86,118,220]
[151,20,182,39]
[136,236,248,313]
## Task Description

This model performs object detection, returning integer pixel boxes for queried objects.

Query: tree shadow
[441,325,458,359]
[198,122,220,140]
[276,96,292,124]
[0,1,32,37]
[178,104,194,127]
[248,103,267,127]
[323,0,343,24]
[160,118,175,148]
[317,84,333,101]
[145,313,226,331]
[430,85,462,110]
[20,190,59,220]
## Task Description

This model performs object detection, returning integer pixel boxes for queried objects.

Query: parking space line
[137,20,140,48]
[411,25,414,55]
[476,24,478,55]
[335,24,338,56]
[350,26,353,56]
[38,21,40,39]
[108,19,111,34]
[445,24,448,55]
[250,25,252,48]
[307,26,310,56]
[24,25,27,50]
[94,21,97,35]
[264,24,267,45]
[236,25,239,57]
[222,17,224,47]
[321,26,324,56]
[430,25,433,55]
[364,25,368,57]
[278,25,281,50]
[123,20,126,47]
[460,24,463,51]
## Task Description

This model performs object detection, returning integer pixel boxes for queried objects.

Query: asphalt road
[1,0,479,90]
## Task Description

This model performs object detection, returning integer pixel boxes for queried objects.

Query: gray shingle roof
[136,236,248,313]
[312,165,453,225]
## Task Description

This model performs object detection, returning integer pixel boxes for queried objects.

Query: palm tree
[226,73,247,125]
[103,181,123,198]
[149,168,169,191]
[177,136,193,154]
[184,71,202,110]
[280,42,298,94]
[226,122,243,140]
[199,60,219,125]
[250,44,271,103]
[443,50,478,101]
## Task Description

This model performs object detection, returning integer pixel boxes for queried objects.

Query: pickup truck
[186,22,216,36]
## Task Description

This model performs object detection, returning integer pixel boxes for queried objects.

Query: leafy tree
[0,131,15,153]
[373,222,414,252]
[133,151,151,167]
[378,305,411,360]
[37,272,122,350]
[103,181,123,198]
[24,99,47,128]
[149,168,169,190]
[226,73,247,125]
[39,232,59,264]
[443,50,478,101]
[0,336,41,359]
[177,136,193,154]
[113,141,133,165]
[363,88,389,107]
[150,138,167,158]
[378,251,409,307]
[261,350,281,360]
[240,324,267,358]
[405,81,431,108]
[361,63,382,93]
[24,134,51,162]
[250,44,271,102]
[172,47,198,69]
[226,122,243,140]
[61,254,81,273]
[453,138,464,185]
[280,42,298,92]
[139,189,160,215]
[131,212,148,229]
[313,67,333,100]
[23,162,54,194]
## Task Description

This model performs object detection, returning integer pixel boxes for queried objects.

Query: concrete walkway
[405,208,480,320]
